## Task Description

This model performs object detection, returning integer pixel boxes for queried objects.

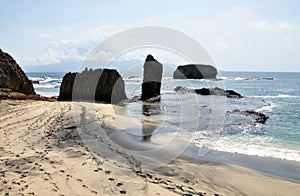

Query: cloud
[25,47,85,65]
[39,33,52,38]
[24,25,117,65]
[250,19,298,30]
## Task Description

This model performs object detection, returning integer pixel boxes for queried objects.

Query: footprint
[116,182,123,187]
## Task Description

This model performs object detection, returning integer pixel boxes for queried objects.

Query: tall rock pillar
[141,55,163,101]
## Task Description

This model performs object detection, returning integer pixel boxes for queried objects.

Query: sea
[26,71,300,164]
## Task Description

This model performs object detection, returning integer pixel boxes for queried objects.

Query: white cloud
[250,20,298,30]
[215,40,229,52]
[39,33,52,38]
[25,47,85,65]
[24,25,117,65]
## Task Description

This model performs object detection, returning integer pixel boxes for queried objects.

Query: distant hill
[23,59,178,77]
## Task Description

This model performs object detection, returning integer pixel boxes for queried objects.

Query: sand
[0,100,299,195]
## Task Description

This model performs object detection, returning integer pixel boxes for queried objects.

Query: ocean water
[27,72,64,97]
[26,71,300,162]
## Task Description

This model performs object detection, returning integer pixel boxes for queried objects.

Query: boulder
[173,64,217,79]
[141,55,163,101]
[0,49,35,95]
[58,68,127,104]
[241,110,269,124]
[195,87,242,98]
[228,109,269,124]
[174,86,243,98]
[57,72,76,101]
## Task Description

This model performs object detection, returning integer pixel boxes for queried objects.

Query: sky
[1,0,300,72]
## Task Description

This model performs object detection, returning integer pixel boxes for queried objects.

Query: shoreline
[185,144,300,182]
[0,100,299,195]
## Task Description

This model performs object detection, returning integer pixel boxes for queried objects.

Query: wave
[193,135,300,162]
[255,103,276,112]
[33,83,60,89]
[251,94,299,99]
[30,76,62,89]
[218,76,274,81]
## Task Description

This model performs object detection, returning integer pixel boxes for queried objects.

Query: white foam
[33,83,60,89]
[217,77,274,81]
[193,136,300,162]
[255,103,276,112]
[251,94,298,99]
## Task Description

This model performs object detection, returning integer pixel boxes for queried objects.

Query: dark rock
[0,49,35,95]
[196,87,242,98]
[175,86,243,98]
[173,86,194,93]
[57,72,76,101]
[58,68,127,104]
[194,88,212,95]
[173,64,217,79]
[225,90,242,98]
[241,110,269,124]
[141,55,163,101]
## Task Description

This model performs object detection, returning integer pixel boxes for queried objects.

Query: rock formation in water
[241,110,269,124]
[57,72,77,101]
[0,49,35,95]
[174,86,243,98]
[141,55,163,101]
[195,87,242,98]
[173,64,217,79]
[228,109,269,124]
[58,68,127,104]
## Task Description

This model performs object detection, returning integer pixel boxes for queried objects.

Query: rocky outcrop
[58,68,127,104]
[57,72,76,101]
[0,49,35,95]
[141,55,163,101]
[195,87,242,98]
[173,64,217,79]
[241,110,269,124]
[174,86,243,98]
[228,109,269,124]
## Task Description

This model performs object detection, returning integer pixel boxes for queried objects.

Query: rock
[173,86,195,93]
[58,68,127,104]
[173,64,217,79]
[225,90,242,98]
[57,72,76,101]
[195,87,242,98]
[0,49,35,95]
[175,86,243,98]
[241,110,269,124]
[228,109,269,124]
[141,55,163,101]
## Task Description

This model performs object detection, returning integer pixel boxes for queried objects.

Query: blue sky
[1,0,300,72]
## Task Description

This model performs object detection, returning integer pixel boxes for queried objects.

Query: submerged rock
[174,86,243,98]
[0,49,35,95]
[241,110,269,124]
[228,109,269,124]
[58,68,127,104]
[141,55,163,101]
[195,87,242,98]
[173,64,217,79]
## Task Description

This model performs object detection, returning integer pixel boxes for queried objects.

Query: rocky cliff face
[173,64,217,79]
[58,68,127,104]
[141,55,163,101]
[0,49,35,95]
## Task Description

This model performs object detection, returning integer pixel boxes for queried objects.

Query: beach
[1,100,299,195]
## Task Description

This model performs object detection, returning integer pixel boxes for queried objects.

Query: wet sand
[0,100,299,195]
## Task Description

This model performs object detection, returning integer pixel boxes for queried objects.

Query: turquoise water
[27,71,300,162]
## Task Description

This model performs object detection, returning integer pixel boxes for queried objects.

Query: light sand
[0,100,299,195]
